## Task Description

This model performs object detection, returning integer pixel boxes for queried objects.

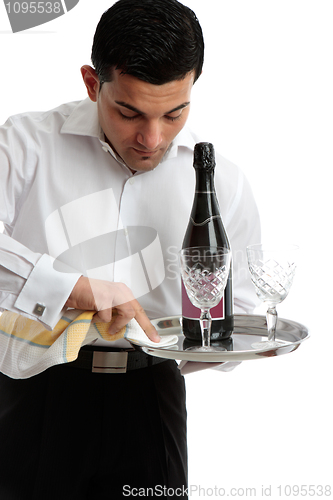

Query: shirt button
[129,177,135,185]
[102,145,109,153]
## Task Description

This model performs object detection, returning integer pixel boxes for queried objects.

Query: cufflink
[33,303,46,316]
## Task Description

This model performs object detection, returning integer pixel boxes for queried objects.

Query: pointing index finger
[134,307,161,342]
[108,302,161,342]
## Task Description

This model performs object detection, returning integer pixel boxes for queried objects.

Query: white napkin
[124,321,178,348]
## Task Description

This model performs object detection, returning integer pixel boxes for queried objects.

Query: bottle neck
[183,160,229,249]
[190,167,221,226]
[194,168,215,193]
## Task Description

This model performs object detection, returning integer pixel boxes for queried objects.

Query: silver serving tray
[139,314,309,362]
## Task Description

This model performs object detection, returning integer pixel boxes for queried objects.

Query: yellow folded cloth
[0,309,128,379]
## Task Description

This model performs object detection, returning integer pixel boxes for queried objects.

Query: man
[0,0,260,498]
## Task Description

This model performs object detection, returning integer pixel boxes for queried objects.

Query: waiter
[0,0,260,498]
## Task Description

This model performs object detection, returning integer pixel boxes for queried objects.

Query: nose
[136,120,162,150]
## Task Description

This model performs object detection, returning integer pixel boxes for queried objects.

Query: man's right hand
[65,276,160,343]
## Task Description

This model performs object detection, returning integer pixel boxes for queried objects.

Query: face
[81,67,194,172]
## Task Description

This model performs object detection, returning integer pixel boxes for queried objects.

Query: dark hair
[91,0,204,86]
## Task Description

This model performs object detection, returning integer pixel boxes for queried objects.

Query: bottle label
[181,282,225,320]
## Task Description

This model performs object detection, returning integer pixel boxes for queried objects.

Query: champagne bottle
[182,142,234,341]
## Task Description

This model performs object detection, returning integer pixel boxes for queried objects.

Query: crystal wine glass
[246,244,298,349]
[179,246,231,352]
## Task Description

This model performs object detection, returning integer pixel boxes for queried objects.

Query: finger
[134,307,161,343]
[107,301,137,335]
[93,309,112,323]
[108,313,132,336]
[108,303,160,343]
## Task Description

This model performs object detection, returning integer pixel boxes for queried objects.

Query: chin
[134,162,158,172]
[127,155,163,172]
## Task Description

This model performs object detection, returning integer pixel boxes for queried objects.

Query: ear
[81,65,100,102]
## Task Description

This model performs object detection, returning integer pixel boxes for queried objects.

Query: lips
[133,148,158,156]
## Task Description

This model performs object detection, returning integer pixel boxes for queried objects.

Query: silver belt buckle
[92,351,128,374]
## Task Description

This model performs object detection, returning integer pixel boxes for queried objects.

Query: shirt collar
[164,126,196,161]
[61,97,196,159]
[61,98,103,139]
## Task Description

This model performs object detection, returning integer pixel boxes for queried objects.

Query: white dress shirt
[0,98,261,349]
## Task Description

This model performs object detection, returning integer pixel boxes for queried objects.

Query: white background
[1,1,332,497]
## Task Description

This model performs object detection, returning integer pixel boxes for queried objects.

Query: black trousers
[0,359,188,499]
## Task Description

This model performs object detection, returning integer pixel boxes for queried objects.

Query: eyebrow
[115,101,190,115]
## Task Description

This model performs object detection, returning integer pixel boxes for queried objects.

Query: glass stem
[200,309,212,348]
[266,306,278,342]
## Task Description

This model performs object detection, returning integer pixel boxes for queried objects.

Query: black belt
[64,345,167,374]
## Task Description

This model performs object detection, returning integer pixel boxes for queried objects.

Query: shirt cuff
[14,254,81,330]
